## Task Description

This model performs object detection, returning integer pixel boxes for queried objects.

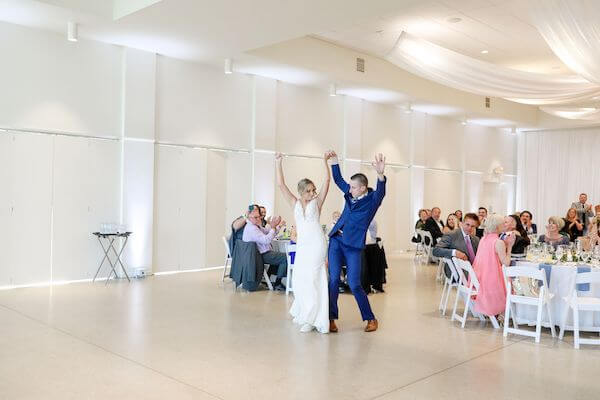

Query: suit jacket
[571,202,594,228]
[432,229,480,263]
[327,164,386,250]
[424,217,444,244]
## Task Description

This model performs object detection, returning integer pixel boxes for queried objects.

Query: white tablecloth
[272,239,291,253]
[513,261,600,331]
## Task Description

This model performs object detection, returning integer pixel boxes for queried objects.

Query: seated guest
[519,210,537,235]
[258,206,268,228]
[412,209,429,243]
[327,211,341,234]
[229,205,259,254]
[582,216,600,251]
[476,207,488,238]
[472,214,515,318]
[538,216,570,248]
[433,213,480,279]
[242,207,288,290]
[443,214,459,234]
[502,215,530,255]
[562,207,584,242]
[425,207,445,245]
[454,210,463,222]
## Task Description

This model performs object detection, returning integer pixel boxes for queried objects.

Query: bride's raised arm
[275,153,297,208]
[317,152,331,211]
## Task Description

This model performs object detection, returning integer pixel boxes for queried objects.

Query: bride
[275,152,331,333]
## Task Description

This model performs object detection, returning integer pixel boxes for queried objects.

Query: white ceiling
[0,0,596,130]
[316,0,571,75]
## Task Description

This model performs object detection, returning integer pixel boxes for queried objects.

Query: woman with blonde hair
[443,214,460,234]
[539,216,570,248]
[472,214,515,318]
[276,152,332,333]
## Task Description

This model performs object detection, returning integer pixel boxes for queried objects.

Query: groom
[326,151,386,333]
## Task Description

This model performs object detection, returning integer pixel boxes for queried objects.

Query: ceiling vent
[356,57,365,73]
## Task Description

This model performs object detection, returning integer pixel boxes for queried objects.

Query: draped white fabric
[517,128,600,229]
[386,32,600,105]
[531,0,600,85]
[539,106,600,121]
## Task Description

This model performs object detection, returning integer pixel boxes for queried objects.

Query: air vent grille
[356,58,365,72]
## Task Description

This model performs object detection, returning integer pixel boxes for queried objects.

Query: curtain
[531,0,600,85]
[517,128,600,230]
[386,32,600,105]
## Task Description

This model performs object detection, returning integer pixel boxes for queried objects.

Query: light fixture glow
[511,126,517,135]
[481,50,489,54]
[329,83,337,97]
[461,117,467,125]
[67,21,78,42]
[447,17,462,23]
[404,102,413,114]
[224,58,233,74]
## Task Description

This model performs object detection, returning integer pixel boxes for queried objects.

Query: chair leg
[573,307,580,349]
[559,302,570,340]
[503,300,511,337]
[285,266,292,295]
[222,258,229,282]
[547,303,556,338]
[461,297,470,328]
[535,298,544,343]
[263,269,273,291]
[439,281,448,311]
[511,303,519,329]
[443,284,453,316]
[489,315,500,329]
[451,291,461,322]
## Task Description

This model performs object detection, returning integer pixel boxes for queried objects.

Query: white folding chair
[503,266,555,343]
[559,271,600,349]
[221,236,232,282]
[285,243,296,295]
[413,231,424,260]
[451,257,500,329]
[438,258,459,315]
[419,230,433,265]
[436,258,445,281]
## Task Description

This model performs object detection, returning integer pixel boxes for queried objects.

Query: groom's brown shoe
[365,319,378,332]
[329,320,338,333]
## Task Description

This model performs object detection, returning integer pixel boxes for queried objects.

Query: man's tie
[465,235,476,263]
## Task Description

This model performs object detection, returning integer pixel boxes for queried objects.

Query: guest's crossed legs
[328,236,375,321]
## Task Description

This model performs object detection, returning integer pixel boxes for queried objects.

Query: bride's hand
[275,152,283,161]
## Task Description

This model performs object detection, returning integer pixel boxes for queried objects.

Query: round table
[514,261,600,331]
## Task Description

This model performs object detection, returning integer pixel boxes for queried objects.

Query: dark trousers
[262,251,287,279]
[328,236,375,321]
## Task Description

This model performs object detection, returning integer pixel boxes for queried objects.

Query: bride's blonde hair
[297,178,315,195]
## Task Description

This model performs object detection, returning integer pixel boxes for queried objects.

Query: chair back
[222,236,231,257]
[442,257,458,283]
[452,257,479,292]
[285,243,297,265]
[419,230,433,247]
[575,271,600,285]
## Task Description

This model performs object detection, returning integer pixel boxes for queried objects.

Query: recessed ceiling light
[329,83,337,97]
[447,17,462,23]
[67,21,78,42]
[481,50,489,54]
[224,58,233,74]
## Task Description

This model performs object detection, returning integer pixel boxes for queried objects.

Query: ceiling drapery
[531,0,600,86]
[386,31,600,105]
[539,106,600,121]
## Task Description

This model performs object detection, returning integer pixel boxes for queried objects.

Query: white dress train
[289,199,329,333]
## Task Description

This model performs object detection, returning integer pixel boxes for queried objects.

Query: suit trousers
[328,235,375,321]
[262,251,287,280]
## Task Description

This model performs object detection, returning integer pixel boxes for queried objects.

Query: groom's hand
[372,153,386,180]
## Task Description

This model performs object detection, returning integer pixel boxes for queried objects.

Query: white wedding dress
[289,198,329,333]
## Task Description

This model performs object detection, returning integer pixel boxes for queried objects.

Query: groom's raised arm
[328,151,350,193]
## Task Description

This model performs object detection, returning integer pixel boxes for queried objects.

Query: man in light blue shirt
[242,208,288,290]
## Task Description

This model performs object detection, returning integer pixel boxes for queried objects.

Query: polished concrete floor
[1,254,599,400]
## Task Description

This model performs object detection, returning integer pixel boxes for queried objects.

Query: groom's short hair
[351,173,368,187]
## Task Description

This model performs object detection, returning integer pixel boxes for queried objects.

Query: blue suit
[328,163,386,321]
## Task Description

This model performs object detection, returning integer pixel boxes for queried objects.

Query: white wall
[0,22,518,287]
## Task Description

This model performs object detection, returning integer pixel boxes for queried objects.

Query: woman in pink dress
[472,214,515,317]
